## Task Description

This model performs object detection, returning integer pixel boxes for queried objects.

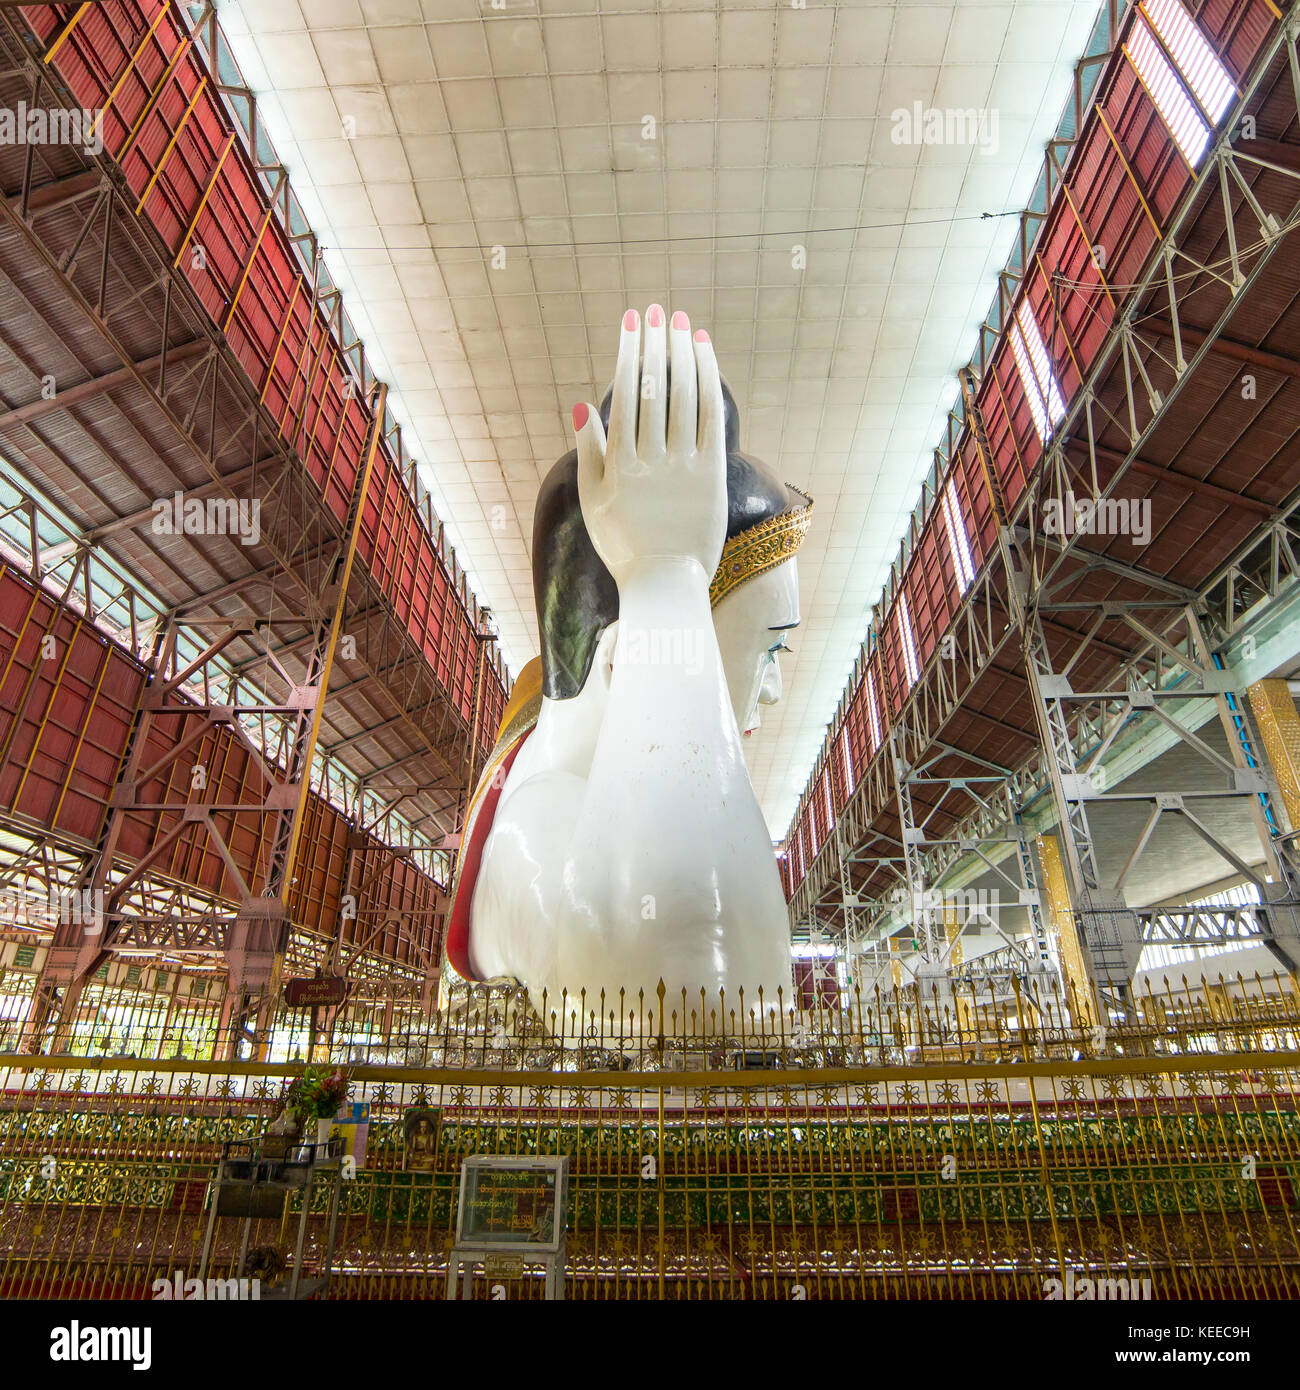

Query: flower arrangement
[285,1065,348,1120]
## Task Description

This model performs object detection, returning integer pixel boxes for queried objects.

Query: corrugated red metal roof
[0,7,505,850]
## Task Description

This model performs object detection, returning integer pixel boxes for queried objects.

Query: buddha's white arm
[549,308,790,1001]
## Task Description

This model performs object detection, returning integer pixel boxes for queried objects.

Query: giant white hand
[573,306,727,589]
[469,304,795,1018]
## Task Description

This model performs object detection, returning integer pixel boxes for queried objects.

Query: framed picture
[455,1156,569,1252]
[331,1101,371,1170]
[402,1107,441,1171]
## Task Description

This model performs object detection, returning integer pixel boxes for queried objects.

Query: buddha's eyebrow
[768,620,801,631]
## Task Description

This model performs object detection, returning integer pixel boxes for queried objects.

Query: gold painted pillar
[942,904,977,1037]
[1247,679,1300,832]
[1036,833,1094,1025]
[942,903,962,969]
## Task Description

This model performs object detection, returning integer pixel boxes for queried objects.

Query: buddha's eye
[768,635,792,657]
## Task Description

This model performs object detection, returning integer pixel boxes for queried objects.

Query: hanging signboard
[284,975,347,1008]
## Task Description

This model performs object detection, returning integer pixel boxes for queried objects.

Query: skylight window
[1145,0,1236,116]
[866,669,882,752]
[1128,0,1234,165]
[897,594,920,689]
[823,774,834,828]
[1009,300,1067,443]
[841,727,855,792]
[940,478,976,594]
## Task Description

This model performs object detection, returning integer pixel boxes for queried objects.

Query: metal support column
[1021,611,1144,1000]
[888,725,939,962]
[961,366,1141,1003]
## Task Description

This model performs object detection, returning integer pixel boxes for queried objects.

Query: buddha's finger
[667,309,697,459]
[607,307,640,465]
[693,329,724,467]
[637,303,668,461]
[574,401,607,507]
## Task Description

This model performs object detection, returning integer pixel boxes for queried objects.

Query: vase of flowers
[285,1066,348,1151]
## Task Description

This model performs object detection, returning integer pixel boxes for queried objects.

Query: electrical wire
[316,207,1023,256]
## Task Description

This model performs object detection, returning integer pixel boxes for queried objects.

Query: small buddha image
[402,1107,441,1171]
[262,1099,301,1160]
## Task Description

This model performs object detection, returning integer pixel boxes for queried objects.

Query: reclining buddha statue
[444,305,813,1027]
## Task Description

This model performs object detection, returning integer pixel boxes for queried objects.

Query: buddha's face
[714,558,800,739]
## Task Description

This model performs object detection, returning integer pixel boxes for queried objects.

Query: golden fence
[3,959,1299,1066]
[1,972,1299,1299]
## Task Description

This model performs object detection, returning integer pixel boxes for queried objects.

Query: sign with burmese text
[456,1157,566,1250]
[284,975,346,1008]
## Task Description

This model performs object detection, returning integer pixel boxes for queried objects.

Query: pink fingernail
[623,309,638,332]
[694,329,709,344]
[572,403,589,431]
[671,310,688,330]
[647,304,664,328]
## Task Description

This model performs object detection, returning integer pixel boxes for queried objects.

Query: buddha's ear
[593,621,619,693]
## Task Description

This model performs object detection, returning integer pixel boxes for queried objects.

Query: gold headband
[709,494,814,607]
